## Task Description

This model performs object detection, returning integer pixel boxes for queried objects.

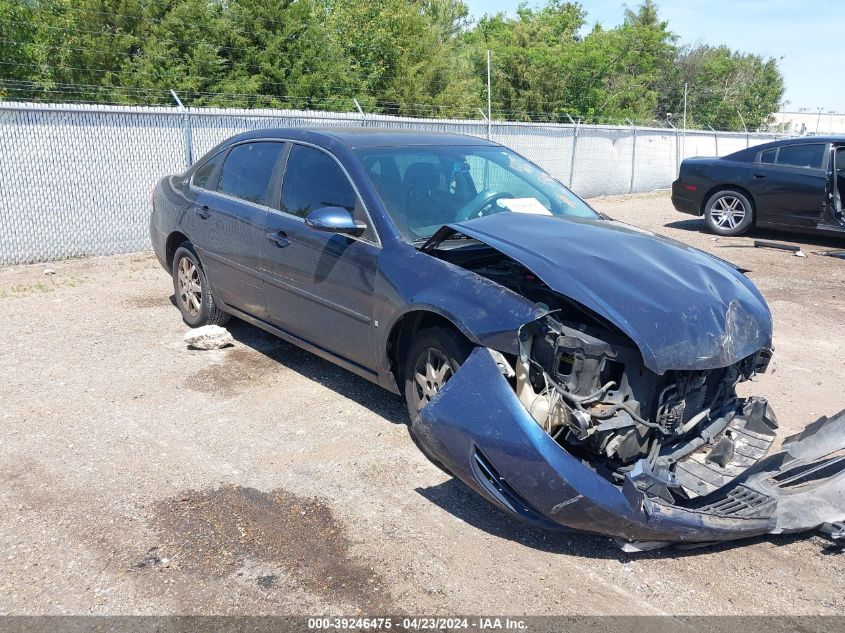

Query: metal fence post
[708,125,718,156]
[569,120,579,189]
[675,129,680,176]
[353,98,366,127]
[170,89,192,168]
[627,120,637,194]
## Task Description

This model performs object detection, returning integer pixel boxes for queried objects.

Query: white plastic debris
[43,268,55,275]
[183,325,234,350]
[794,250,807,258]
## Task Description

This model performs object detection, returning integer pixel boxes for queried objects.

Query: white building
[770,109,845,135]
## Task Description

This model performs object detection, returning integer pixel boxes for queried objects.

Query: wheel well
[165,231,189,269]
[387,311,469,388]
[700,184,757,221]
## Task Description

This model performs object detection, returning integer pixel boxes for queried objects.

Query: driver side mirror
[305,207,367,237]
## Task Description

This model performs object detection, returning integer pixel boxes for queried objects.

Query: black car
[672,136,845,237]
[150,128,845,550]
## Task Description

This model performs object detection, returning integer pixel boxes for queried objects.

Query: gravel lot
[0,192,843,616]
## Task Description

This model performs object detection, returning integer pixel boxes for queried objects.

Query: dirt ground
[0,191,843,616]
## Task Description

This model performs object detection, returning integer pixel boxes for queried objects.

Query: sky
[462,0,845,113]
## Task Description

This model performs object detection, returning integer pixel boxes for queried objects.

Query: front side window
[355,145,599,242]
[775,143,826,169]
[280,145,374,241]
[216,142,285,205]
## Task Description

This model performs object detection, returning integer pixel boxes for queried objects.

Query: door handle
[752,173,767,180]
[195,205,211,219]
[267,231,290,248]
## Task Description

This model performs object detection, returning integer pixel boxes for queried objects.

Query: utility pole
[486,49,492,140]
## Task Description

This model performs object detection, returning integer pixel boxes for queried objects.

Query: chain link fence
[0,101,789,265]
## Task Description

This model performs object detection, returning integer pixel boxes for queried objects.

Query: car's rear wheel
[704,190,754,236]
[171,242,230,327]
[403,327,472,422]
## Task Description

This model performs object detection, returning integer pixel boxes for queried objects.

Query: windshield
[354,145,599,242]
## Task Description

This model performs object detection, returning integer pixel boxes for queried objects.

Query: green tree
[658,44,785,130]
[0,0,41,98]
[0,0,786,129]
[566,0,676,122]
[465,0,676,123]
[465,1,586,121]
[326,0,481,117]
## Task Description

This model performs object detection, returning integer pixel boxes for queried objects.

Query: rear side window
[759,148,777,164]
[775,144,825,169]
[217,142,285,205]
[191,152,223,189]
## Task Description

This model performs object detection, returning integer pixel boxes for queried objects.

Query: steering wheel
[457,190,516,221]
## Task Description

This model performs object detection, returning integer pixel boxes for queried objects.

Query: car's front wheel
[704,190,754,236]
[403,327,472,422]
[171,242,230,327]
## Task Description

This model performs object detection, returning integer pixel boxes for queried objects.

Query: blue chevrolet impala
[151,128,845,550]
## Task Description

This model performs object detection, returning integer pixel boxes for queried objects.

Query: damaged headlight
[515,314,773,486]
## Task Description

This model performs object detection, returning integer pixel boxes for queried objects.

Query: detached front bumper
[411,348,845,549]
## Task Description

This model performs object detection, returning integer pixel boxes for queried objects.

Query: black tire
[403,326,472,422]
[171,242,230,327]
[704,189,755,236]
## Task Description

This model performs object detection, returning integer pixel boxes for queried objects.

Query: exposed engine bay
[412,220,844,549]
[431,238,777,502]
[515,314,775,502]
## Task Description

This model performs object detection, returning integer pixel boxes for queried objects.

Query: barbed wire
[3,85,766,130]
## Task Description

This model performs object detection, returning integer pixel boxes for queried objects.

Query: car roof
[725,135,845,161]
[226,126,497,149]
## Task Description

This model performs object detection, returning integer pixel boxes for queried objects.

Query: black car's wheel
[403,327,472,422]
[704,190,754,236]
[171,242,230,327]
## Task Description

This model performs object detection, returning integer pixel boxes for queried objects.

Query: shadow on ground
[224,317,407,426]
[415,478,841,561]
[664,219,845,250]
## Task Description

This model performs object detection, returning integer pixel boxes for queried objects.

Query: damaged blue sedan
[150,128,845,550]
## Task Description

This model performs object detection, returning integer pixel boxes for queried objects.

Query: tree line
[0,0,785,130]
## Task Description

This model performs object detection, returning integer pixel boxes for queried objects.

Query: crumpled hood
[446,213,772,375]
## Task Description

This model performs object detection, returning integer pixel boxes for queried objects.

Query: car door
[191,141,286,321]
[751,142,829,229]
[262,143,380,371]
[819,145,845,229]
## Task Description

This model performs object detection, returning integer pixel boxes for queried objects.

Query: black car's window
[216,142,285,205]
[191,151,223,189]
[281,145,375,241]
[775,143,826,170]
[759,148,777,164]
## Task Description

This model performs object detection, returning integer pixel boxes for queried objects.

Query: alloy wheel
[711,195,747,230]
[413,347,453,412]
[177,256,202,317]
